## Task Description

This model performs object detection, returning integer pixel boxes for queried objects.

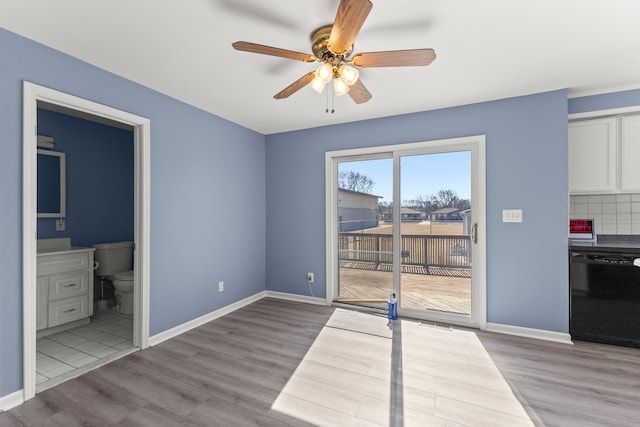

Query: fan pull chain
[331,86,335,114]
[325,83,329,113]
[324,84,336,114]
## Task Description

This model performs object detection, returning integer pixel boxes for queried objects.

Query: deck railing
[338,233,471,268]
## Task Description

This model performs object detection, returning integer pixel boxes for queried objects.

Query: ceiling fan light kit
[333,75,350,96]
[311,63,359,96]
[338,65,359,86]
[310,76,328,94]
[232,0,436,105]
[315,63,333,82]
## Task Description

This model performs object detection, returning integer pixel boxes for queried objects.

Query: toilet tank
[93,241,133,276]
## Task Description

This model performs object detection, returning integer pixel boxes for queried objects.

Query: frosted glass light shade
[334,77,350,96]
[310,77,327,93]
[338,65,359,86]
[315,63,333,82]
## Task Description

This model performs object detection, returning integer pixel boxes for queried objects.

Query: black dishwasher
[570,249,640,348]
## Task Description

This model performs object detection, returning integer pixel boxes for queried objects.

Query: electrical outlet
[56,218,65,231]
[307,272,314,283]
[218,281,224,292]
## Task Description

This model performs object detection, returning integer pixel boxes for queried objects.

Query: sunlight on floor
[272,308,539,426]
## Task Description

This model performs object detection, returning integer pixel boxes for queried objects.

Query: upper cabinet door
[568,117,617,194]
[621,115,640,192]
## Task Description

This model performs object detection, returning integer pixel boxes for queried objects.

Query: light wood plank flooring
[1,298,639,426]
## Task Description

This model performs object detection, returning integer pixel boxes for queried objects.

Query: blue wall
[266,90,571,332]
[0,29,266,397]
[37,109,135,246]
[569,89,640,114]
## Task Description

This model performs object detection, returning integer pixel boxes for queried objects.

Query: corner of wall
[0,389,24,412]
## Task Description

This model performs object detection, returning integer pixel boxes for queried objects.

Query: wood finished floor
[2,298,640,426]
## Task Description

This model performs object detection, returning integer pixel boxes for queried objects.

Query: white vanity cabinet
[37,247,95,333]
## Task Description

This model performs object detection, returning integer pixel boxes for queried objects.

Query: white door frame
[325,135,486,329]
[22,82,151,400]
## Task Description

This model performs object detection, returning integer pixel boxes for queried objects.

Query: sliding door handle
[472,223,478,244]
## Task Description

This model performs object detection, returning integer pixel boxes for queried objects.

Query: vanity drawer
[48,271,89,301]
[37,252,91,276]
[48,296,88,327]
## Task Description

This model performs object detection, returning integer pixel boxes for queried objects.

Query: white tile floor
[36,308,136,392]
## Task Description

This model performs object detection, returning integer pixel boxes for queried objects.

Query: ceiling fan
[232,0,436,105]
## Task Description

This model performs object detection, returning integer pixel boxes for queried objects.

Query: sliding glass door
[327,137,485,328]
[399,152,472,317]
[336,157,393,304]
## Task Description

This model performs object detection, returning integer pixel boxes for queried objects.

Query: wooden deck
[339,262,471,314]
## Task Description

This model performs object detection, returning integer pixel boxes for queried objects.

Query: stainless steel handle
[472,223,478,244]
[63,308,76,314]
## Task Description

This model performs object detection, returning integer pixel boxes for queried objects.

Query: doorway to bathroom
[22,82,151,400]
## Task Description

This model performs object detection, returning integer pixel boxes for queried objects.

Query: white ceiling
[2,0,640,134]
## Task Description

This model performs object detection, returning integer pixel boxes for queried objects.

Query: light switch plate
[502,209,523,223]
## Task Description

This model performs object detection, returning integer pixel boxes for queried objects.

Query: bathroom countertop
[37,246,95,255]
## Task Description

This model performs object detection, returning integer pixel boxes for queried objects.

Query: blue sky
[338,151,471,203]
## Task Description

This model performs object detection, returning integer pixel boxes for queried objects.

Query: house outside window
[337,188,381,232]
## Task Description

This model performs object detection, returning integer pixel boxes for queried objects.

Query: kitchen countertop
[570,235,640,253]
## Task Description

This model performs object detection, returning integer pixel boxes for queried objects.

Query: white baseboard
[264,290,328,306]
[148,291,266,347]
[148,290,327,347]
[0,389,24,412]
[486,322,573,345]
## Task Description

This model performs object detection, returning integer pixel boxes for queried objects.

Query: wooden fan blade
[328,0,373,55]
[232,41,316,62]
[348,79,372,104]
[352,49,436,67]
[274,71,316,99]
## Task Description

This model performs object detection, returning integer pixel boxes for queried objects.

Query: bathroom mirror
[37,149,66,218]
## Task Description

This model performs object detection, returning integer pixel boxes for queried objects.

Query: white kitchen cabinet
[568,117,617,194]
[621,115,640,192]
[569,114,640,194]
[37,247,94,334]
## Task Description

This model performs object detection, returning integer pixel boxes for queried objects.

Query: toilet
[92,241,134,314]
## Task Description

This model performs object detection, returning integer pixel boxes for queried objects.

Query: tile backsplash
[570,193,640,235]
